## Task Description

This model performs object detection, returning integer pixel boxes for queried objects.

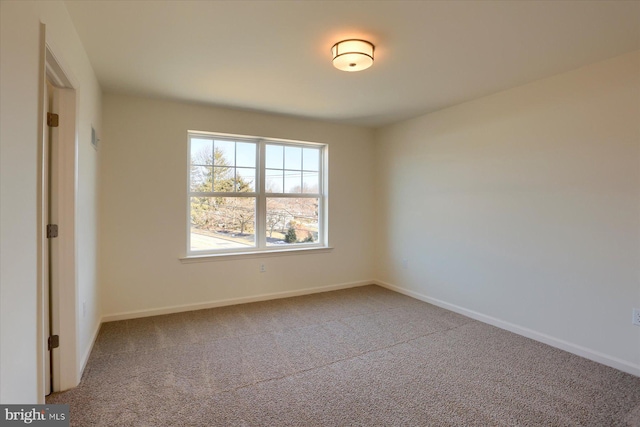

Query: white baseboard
[374,280,640,378]
[79,319,101,377]
[102,280,374,323]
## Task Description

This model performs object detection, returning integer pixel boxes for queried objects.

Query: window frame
[186,131,328,257]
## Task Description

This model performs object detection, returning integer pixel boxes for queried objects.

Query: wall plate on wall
[91,126,98,150]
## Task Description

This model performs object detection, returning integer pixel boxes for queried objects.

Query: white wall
[375,51,640,375]
[0,1,101,402]
[100,94,375,318]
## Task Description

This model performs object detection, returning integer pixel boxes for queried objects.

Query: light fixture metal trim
[331,39,375,72]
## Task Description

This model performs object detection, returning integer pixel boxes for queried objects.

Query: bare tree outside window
[266,197,318,245]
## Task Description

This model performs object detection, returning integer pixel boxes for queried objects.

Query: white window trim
[179,246,334,263]
[185,131,329,259]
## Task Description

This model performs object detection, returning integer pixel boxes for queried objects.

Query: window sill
[179,246,334,263]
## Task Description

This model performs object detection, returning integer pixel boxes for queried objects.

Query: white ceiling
[64,0,640,127]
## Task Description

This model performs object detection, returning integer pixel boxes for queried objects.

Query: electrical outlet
[633,308,640,326]
[260,263,266,273]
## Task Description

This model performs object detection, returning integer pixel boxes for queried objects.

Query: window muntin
[188,133,326,255]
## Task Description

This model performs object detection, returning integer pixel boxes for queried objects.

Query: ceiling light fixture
[331,39,375,72]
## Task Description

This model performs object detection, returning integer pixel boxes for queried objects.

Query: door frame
[37,24,80,401]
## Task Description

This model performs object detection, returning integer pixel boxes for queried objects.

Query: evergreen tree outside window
[188,132,326,255]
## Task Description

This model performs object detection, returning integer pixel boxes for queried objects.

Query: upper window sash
[189,135,259,195]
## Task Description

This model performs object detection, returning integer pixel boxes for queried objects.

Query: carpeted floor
[47,285,640,426]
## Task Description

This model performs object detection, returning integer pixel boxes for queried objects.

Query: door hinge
[48,335,60,351]
[47,112,59,127]
[46,224,58,238]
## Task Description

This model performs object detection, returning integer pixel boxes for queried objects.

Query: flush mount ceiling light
[331,39,375,72]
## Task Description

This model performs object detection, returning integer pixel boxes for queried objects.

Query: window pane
[284,146,302,170]
[191,138,212,165]
[303,148,319,171]
[236,168,255,192]
[190,166,212,192]
[213,166,234,192]
[236,142,256,167]
[284,170,302,193]
[266,197,319,246]
[190,196,256,251]
[266,169,283,193]
[302,171,319,193]
[266,145,283,169]
[214,140,235,166]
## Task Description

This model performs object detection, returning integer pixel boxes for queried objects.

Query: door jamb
[37,25,80,401]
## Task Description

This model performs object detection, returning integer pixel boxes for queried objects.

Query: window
[188,132,326,255]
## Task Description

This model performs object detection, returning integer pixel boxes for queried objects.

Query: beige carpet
[47,285,640,426]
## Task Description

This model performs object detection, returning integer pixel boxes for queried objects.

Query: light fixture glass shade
[332,39,374,72]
